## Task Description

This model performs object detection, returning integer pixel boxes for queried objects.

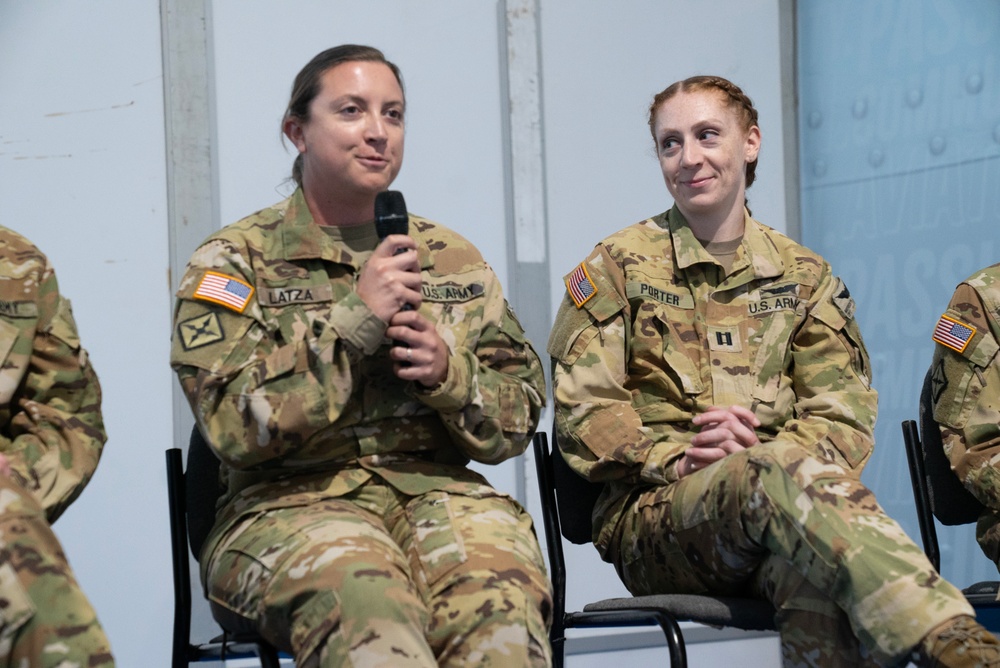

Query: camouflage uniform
[0,225,113,666]
[170,189,551,667]
[549,207,973,667]
[929,263,1000,566]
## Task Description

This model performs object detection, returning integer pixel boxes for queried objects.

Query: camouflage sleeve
[778,269,878,475]
[549,246,663,483]
[2,257,105,523]
[930,281,1000,508]
[415,270,545,464]
[170,239,384,470]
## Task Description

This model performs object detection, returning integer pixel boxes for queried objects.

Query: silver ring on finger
[406,348,412,361]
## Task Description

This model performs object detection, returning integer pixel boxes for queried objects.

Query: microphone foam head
[375,190,409,238]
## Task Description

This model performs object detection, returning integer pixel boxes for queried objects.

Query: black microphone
[374,191,415,362]
[374,190,409,244]
[375,191,413,315]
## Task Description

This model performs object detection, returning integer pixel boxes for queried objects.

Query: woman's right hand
[356,234,422,322]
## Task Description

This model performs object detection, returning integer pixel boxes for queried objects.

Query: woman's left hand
[386,309,449,388]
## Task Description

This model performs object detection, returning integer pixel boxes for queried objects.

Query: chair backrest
[917,368,984,526]
[549,428,605,545]
[186,426,225,559]
[166,447,195,668]
[532,433,567,629]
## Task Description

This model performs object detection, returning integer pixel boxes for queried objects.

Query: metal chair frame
[167,446,284,668]
[532,431,777,667]
[901,368,1000,629]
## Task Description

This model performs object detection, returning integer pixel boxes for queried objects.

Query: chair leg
[551,635,566,668]
[650,612,687,668]
[258,642,282,668]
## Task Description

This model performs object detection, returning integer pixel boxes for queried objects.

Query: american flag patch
[566,262,597,308]
[932,314,976,353]
[193,271,254,313]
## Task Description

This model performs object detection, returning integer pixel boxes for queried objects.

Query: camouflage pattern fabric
[170,189,551,666]
[0,477,114,667]
[549,207,972,665]
[0,225,112,665]
[209,478,550,667]
[929,263,1000,566]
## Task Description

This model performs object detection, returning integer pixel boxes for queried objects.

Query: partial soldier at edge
[930,263,1000,569]
[0,225,114,666]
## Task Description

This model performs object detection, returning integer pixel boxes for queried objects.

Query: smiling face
[651,89,760,229]
[284,60,405,211]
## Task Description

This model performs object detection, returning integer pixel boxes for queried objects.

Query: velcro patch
[259,283,333,306]
[566,262,597,308]
[0,300,38,318]
[422,281,485,303]
[932,314,976,353]
[178,312,225,350]
[194,271,254,313]
[708,326,742,352]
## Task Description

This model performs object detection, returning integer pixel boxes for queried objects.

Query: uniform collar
[278,188,433,270]
[666,205,784,284]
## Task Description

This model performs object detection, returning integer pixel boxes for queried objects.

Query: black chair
[902,368,1000,626]
[532,431,777,667]
[167,426,285,668]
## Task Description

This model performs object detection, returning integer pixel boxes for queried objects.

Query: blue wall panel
[799,0,1000,586]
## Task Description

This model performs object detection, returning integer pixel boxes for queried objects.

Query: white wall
[1,1,787,664]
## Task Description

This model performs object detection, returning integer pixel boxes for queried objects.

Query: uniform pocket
[649,305,703,396]
[45,297,81,349]
[405,491,468,589]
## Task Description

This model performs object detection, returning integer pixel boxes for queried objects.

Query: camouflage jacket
[930,263,1000,508]
[170,189,545,548]
[548,206,877,555]
[0,225,106,523]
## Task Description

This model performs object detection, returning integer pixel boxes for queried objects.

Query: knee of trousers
[427,565,553,666]
[294,562,442,655]
[695,441,860,549]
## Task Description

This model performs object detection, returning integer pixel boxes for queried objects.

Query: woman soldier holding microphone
[171,45,551,667]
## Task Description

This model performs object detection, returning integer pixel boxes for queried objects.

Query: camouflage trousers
[611,440,972,667]
[0,477,114,667]
[205,477,553,667]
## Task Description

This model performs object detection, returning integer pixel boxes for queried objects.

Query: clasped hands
[676,405,761,478]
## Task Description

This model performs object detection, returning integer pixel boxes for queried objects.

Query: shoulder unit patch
[178,312,224,350]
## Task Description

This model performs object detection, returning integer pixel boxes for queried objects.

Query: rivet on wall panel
[812,159,828,177]
[852,98,868,119]
[929,135,947,155]
[993,122,1000,144]
[906,87,923,108]
[966,73,984,95]
[807,111,823,129]
[868,148,884,168]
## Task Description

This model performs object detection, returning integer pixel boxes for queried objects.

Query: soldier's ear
[284,116,307,154]
[744,125,761,163]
